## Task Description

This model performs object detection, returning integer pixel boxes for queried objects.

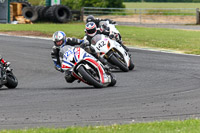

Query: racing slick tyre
[129,59,135,70]
[5,72,18,89]
[77,65,104,88]
[109,54,129,72]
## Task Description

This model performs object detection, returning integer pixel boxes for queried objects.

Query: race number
[96,41,106,51]
[65,49,73,57]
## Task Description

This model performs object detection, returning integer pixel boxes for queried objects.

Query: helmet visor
[87,28,96,34]
[55,40,63,46]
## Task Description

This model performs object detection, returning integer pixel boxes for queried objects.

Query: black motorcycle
[0,62,18,89]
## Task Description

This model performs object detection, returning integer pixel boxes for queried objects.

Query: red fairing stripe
[85,58,104,83]
[1,59,5,63]
[77,48,80,60]
[61,64,71,69]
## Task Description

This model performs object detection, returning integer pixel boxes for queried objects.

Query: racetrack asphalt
[0,35,200,129]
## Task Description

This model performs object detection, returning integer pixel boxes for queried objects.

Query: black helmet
[86,15,95,23]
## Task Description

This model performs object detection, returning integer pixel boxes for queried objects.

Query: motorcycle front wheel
[109,54,129,72]
[77,65,104,88]
[108,72,116,87]
[129,59,135,70]
[5,72,18,88]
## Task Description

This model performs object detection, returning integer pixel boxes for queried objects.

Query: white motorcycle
[91,34,134,72]
[61,47,116,88]
[99,20,122,43]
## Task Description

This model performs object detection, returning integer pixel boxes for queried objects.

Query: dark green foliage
[61,0,82,10]
[107,0,125,8]
[124,0,200,2]
[80,0,108,7]
[61,0,125,9]
[28,0,125,9]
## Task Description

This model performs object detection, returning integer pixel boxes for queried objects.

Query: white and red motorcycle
[91,34,134,72]
[61,47,116,88]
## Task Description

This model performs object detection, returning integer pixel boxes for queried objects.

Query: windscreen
[91,34,104,45]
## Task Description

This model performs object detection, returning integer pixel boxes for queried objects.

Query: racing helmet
[52,31,66,47]
[86,15,95,23]
[85,22,97,37]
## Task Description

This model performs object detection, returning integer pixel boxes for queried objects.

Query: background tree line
[32,0,200,10]
[124,0,200,2]
[61,0,125,9]
[28,0,125,9]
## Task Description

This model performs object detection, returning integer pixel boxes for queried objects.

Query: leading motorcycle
[99,20,122,43]
[61,47,116,88]
[0,62,18,89]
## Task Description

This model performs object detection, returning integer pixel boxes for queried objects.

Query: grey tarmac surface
[0,35,200,129]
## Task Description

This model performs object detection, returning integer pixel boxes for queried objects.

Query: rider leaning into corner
[86,15,116,28]
[51,31,110,83]
[0,56,10,68]
[85,15,129,52]
[0,56,11,82]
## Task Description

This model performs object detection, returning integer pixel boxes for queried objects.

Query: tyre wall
[21,4,76,23]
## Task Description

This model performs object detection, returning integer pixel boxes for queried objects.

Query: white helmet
[85,22,97,37]
[52,31,66,47]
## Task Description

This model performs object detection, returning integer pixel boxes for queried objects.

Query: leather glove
[109,34,115,39]
[80,41,90,48]
[4,61,10,67]
[111,21,116,24]
[54,65,64,73]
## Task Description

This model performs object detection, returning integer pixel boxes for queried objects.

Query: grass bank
[0,23,200,54]
[1,119,200,133]
[0,23,85,39]
[124,2,200,8]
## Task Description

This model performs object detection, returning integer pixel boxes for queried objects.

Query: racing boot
[92,52,111,71]
[65,71,76,83]
[98,56,111,72]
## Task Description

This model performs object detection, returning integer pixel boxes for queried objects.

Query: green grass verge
[1,119,200,133]
[0,23,200,54]
[117,25,200,54]
[0,23,85,39]
[124,2,200,8]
